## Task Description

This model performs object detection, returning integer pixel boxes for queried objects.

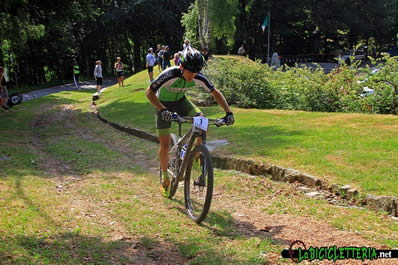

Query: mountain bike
[160,113,226,224]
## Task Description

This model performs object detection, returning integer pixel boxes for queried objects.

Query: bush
[201,55,398,114]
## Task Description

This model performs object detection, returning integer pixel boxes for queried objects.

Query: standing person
[201,48,209,61]
[271,52,281,68]
[0,66,9,110]
[145,47,235,196]
[173,53,181,66]
[94,60,103,92]
[155,44,162,73]
[238,44,246,56]
[183,39,190,50]
[162,46,171,70]
[114,57,124,87]
[157,46,165,73]
[73,62,80,89]
[146,48,156,82]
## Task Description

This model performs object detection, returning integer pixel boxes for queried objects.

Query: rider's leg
[156,107,172,191]
[159,134,170,174]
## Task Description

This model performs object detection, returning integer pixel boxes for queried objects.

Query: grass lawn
[97,61,398,197]
[0,87,396,265]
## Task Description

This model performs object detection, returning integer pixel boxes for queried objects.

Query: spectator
[183,39,190,50]
[146,48,156,82]
[237,44,246,56]
[158,46,165,72]
[201,48,209,61]
[94,60,103,92]
[155,44,162,73]
[271,52,281,68]
[173,53,181,66]
[0,67,9,110]
[73,62,80,89]
[162,46,171,70]
[114,57,124,87]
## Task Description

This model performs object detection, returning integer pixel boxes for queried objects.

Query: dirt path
[28,103,188,265]
[24,101,397,265]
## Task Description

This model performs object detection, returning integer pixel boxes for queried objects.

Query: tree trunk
[198,0,210,49]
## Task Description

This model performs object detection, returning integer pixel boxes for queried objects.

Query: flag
[261,15,269,32]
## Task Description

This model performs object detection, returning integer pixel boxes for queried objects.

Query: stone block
[284,168,301,183]
[299,174,320,188]
[366,195,397,216]
[271,166,285,181]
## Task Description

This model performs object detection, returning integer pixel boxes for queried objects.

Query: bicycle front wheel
[184,144,213,224]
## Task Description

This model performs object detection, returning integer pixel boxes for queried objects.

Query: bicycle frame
[168,114,225,182]
[171,121,204,181]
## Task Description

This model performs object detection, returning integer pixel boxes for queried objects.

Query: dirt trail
[27,103,396,265]
[29,104,187,265]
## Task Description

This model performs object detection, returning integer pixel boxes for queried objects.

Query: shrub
[201,55,398,114]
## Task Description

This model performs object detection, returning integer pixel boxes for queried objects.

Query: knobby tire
[184,144,213,224]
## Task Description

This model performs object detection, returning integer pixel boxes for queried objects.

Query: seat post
[178,122,182,137]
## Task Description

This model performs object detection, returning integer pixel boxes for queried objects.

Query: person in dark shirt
[201,48,210,61]
[162,46,172,70]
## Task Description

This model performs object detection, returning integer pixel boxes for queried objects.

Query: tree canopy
[1,0,396,88]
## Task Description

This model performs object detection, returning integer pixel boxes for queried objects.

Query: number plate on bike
[193,116,209,131]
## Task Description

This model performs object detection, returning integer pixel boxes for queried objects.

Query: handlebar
[171,113,226,127]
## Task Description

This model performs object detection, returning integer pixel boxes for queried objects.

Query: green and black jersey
[150,66,215,135]
[150,66,215,104]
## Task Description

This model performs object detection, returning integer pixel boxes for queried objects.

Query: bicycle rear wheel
[159,133,179,198]
[184,144,213,224]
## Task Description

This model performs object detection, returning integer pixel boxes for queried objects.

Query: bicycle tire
[184,144,213,224]
[162,133,179,198]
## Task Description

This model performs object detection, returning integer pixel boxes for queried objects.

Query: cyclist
[145,46,234,196]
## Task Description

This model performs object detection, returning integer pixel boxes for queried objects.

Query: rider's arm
[145,87,166,111]
[210,88,232,113]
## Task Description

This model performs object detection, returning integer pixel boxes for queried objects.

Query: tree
[182,0,238,50]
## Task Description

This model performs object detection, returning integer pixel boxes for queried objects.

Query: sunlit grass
[97,63,398,196]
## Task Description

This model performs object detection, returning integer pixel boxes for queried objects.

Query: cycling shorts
[155,96,201,136]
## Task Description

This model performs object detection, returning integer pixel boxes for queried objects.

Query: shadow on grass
[169,197,284,264]
[0,231,271,265]
[0,233,188,265]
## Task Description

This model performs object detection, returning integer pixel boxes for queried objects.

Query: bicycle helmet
[180,46,205,73]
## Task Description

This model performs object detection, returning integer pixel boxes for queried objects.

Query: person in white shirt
[94,60,103,92]
[183,39,190,50]
[238,45,246,56]
[271,52,281,68]
[146,48,156,82]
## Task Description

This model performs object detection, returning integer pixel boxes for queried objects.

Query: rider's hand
[160,108,173,121]
[224,112,235,125]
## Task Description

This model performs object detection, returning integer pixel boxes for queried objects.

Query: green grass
[0,90,287,264]
[97,64,398,196]
[0,88,397,265]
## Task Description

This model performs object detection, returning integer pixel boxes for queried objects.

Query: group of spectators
[145,39,211,82]
[145,45,173,82]
[72,56,125,94]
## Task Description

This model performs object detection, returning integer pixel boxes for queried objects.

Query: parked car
[338,49,366,65]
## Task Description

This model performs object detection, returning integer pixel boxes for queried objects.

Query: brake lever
[172,112,185,123]
[215,119,225,127]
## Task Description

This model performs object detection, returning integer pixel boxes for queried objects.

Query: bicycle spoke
[184,145,213,224]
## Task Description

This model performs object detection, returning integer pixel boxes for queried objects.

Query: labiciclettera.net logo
[281,240,398,263]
